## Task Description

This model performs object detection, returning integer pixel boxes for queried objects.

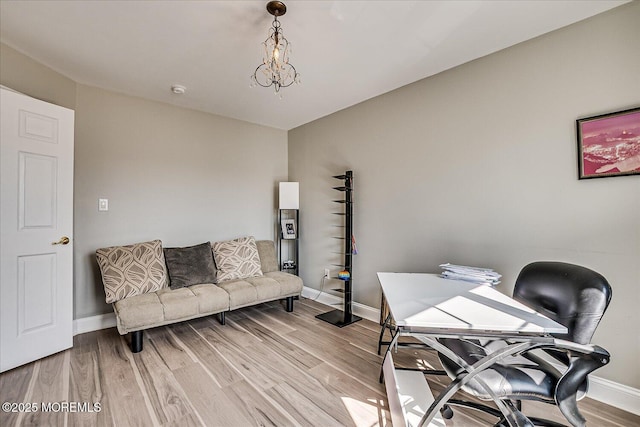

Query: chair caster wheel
[441,405,454,419]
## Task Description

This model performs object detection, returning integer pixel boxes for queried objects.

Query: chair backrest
[513,261,612,345]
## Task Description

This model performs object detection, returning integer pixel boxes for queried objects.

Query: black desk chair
[437,261,612,427]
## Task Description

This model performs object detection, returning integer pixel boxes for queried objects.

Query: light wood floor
[1,298,637,426]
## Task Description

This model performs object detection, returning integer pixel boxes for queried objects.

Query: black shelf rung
[331,263,344,267]
[332,288,345,293]
[332,174,348,179]
[332,213,346,216]
[332,186,352,191]
[332,237,345,239]
[332,200,353,204]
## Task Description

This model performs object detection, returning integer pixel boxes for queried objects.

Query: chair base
[445,399,568,427]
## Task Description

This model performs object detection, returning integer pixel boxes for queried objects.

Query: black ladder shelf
[316,170,362,327]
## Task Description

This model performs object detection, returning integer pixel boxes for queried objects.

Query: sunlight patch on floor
[341,396,391,426]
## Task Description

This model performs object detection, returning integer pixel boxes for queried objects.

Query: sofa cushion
[190,284,230,313]
[114,293,164,330]
[217,280,258,309]
[212,236,263,282]
[164,242,216,289]
[256,240,279,273]
[264,271,304,295]
[96,239,168,304]
[156,288,200,321]
[244,276,282,301]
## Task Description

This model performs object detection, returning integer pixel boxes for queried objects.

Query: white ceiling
[0,1,628,130]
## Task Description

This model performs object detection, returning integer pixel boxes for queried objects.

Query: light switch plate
[98,198,109,211]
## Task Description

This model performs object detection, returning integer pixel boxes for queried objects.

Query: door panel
[19,253,56,333]
[1,86,74,373]
[19,109,59,144]
[19,152,57,229]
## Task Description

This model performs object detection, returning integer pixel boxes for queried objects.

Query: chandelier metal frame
[251,1,300,93]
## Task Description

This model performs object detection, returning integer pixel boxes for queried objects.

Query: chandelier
[251,1,300,93]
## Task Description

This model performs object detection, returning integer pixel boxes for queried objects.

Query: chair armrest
[546,339,610,359]
[531,341,610,427]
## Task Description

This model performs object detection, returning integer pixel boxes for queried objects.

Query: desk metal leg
[377,312,393,355]
[379,327,400,383]
[417,337,537,427]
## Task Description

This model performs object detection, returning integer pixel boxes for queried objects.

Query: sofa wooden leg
[131,330,143,353]
[218,312,226,325]
[286,296,294,312]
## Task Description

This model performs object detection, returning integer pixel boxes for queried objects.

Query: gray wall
[73,85,288,318]
[288,3,639,389]
[1,43,76,109]
[1,43,288,319]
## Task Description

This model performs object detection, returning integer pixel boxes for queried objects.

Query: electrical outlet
[324,268,330,278]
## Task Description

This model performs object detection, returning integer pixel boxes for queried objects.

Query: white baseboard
[583,372,640,415]
[74,290,639,416]
[73,312,116,336]
[301,286,640,416]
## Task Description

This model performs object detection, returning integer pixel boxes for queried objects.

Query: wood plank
[96,330,155,426]
[146,327,197,371]
[68,349,112,427]
[269,302,383,357]
[280,323,385,386]
[161,412,202,427]
[233,317,323,370]
[194,326,282,390]
[266,381,347,427]
[243,306,297,334]
[172,363,252,426]
[72,330,99,354]
[20,350,69,426]
[309,362,392,426]
[169,323,243,387]
[130,340,198,425]
[308,361,387,401]
[0,362,34,427]
[196,316,263,348]
[224,379,296,426]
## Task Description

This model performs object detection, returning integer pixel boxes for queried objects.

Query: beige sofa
[96,238,302,352]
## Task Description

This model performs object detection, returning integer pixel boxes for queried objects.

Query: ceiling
[0,1,628,130]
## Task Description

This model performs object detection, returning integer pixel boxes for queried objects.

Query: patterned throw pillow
[212,236,263,283]
[96,239,168,304]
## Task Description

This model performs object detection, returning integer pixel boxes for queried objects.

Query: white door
[1,87,74,373]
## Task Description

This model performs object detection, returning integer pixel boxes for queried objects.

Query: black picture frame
[576,107,640,179]
[281,219,296,239]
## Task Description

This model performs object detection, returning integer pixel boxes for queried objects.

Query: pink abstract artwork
[578,108,640,178]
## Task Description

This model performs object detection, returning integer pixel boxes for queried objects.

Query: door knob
[52,236,70,245]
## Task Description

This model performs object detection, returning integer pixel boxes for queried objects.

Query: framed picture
[281,219,296,239]
[576,107,640,179]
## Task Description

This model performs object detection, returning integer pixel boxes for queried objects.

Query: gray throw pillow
[164,242,217,289]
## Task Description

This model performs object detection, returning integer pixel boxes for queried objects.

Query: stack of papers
[439,263,501,286]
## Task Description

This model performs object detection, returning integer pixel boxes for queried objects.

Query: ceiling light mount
[266,1,286,17]
[171,84,186,95]
[251,1,300,94]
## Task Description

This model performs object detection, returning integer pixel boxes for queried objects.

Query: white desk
[377,272,567,427]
